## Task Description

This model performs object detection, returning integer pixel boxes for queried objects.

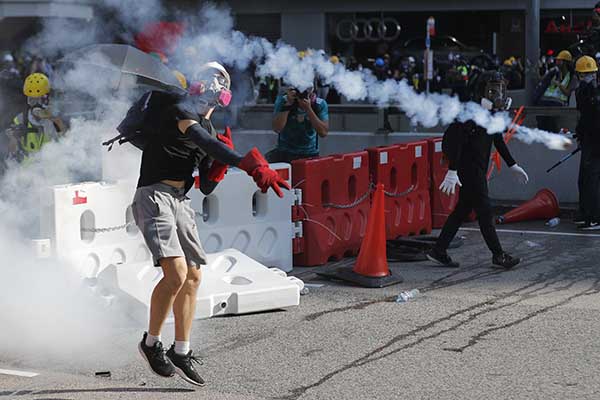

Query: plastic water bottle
[545,217,560,228]
[396,289,420,303]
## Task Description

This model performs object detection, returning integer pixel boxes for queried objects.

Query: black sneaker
[138,332,175,378]
[492,252,520,269]
[579,221,600,231]
[426,249,460,268]
[166,345,206,387]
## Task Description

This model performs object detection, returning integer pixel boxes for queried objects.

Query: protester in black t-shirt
[427,71,529,270]
[134,62,289,386]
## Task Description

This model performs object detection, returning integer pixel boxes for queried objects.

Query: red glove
[207,127,234,182]
[238,147,291,198]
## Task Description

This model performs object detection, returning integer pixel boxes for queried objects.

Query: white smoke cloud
[24,18,103,58]
[0,21,143,367]
[100,0,165,35]
[154,3,569,149]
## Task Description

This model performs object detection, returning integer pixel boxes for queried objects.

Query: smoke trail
[167,5,571,150]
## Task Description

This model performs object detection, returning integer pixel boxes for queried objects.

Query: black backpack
[103,90,183,151]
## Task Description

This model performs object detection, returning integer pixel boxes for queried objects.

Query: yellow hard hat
[173,70,187,89]
[298,51,306,59]
[23,73,50,97]
[330,55,340,64]
[556,50,573,62]
[576,56,598,73]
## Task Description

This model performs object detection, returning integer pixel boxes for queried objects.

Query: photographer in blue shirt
[267,85,329,163]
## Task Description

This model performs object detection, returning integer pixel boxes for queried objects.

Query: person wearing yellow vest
[537,50,578,133]
[5,73,66,164]
[540,50,577,106]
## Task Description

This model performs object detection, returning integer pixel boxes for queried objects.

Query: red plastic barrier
[428,138,460,228]
[367,141,432,239]
[291,151,371,266]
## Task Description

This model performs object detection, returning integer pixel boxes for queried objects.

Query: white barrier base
[76,248,302,321]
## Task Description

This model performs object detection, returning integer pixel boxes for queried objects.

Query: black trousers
[435,171,503,256]
[578,146,600,222]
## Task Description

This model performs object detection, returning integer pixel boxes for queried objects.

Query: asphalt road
[2,220,600,399]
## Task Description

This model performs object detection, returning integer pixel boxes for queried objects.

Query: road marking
[0,368,39,377]
[460,227,600,238]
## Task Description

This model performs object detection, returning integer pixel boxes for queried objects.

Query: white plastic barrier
[96,249,303,320]
[188,163,294,272]
[39,180,302,320]
[39,180,145,278]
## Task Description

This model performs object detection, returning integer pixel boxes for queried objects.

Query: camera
[297,89,310,100]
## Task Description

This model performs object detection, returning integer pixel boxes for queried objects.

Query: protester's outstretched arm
[493,133,516,167]
[178,119,290,197]
[178,120,243,166]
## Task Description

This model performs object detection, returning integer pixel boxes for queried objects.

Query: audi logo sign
[335,18,401,43]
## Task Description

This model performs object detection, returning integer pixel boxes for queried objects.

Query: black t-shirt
[442,120,516,176]
[137,100,217,190]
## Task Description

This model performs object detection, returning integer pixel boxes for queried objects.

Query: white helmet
[197,61,230,90]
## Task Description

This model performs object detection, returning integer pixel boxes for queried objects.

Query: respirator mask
[27,95,49,109]
[580,72,598,85]
[480,78,512,111]
[188,62,232,114]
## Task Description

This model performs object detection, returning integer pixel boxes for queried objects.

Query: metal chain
[322,189,372,209]
[81,222,135,233]
[382,184,416,198]
[320,182,417,209]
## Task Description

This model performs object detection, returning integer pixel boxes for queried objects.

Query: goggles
[27,95,49,108]
[189,73,232,107]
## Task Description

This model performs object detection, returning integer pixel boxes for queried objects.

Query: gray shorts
[132,183,207,268]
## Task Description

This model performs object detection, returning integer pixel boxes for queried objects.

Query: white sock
[174,340,190,355]
[145,333,161,348]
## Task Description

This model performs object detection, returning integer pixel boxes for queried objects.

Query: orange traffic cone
[496,189,560,224]
[354,183,390,278]
[317,183,403,288]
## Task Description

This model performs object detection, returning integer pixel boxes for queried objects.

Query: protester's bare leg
[173,266,201,342]
[148,256,188,336]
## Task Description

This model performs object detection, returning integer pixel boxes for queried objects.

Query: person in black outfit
[134,62,290,386]
[574,56,600,230]
[427,71,529,269]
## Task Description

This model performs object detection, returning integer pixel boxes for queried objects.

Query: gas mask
[27,95,49,109]
[188,62,232,114]
[480,79,512,111]
[580,72,598,86]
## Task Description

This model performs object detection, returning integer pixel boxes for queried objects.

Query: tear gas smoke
[0,36,144,371]
[168,4,570,150]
